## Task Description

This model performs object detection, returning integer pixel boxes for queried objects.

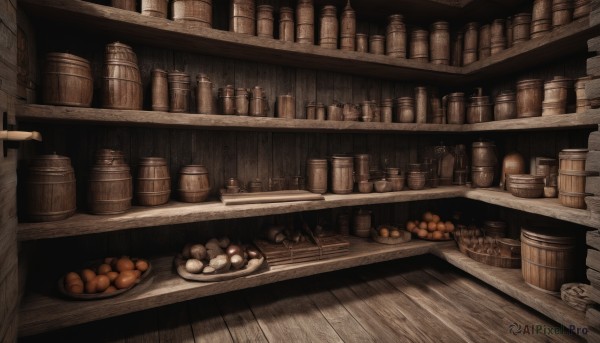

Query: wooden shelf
[17,104,600,133]
[432,246,587,331]
[18,0,599,84]
[17,237,453,337]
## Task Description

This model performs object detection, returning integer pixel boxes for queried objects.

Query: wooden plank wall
[0,0,20,342]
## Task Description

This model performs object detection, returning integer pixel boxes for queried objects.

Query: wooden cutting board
[221,190,324,205]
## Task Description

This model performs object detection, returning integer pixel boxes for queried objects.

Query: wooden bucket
[521,227,577,293]
[386,14,406,58]
[172,0,212,29]
[409,29,429,62]
[575,76,592,113]
[552,0,573,28]
[472,141,497,167]
[444,92,465,124]
[111,0,136,11]
[369,35,385,55]
[196,73,214,114]
[88,150,132,215]
[331,156,353,194]
[507,174,544,198]
[340,2,356,51]
[471,166,495,188]
[430,21,449,65]
[467,93,492,124]
[544,77,571,104]
[395,97,414,123]
[178,165,210,203]
[531,0,552,38]
[296,0,314,44]
[136,157,171,206]
[142,0,168,18]
[257,5,274,38]
[516,79,543,118]
[306,158,328,194]
[463,22,479,65]
[407,171,427,190]
[573,0,590,19]
[512,13,532,45]
[319,5,338,49]
[151,69,169,111]
[276,95,295,119]
[559,148,587,171]
[230,0,255,35]
[43,53,93,107]
[478,24,491,59]
[26,155,76,222]
[356,33,368,52]
[279,7,295,42]
[494,91,516,121]
[168,71,191,113]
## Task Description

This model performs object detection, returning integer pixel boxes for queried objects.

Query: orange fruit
[427,221,437,232]
[445,221,455,232]
[432,214,441,223]
[417,229,428,238]
[423,212,433,222]
[436,222,446,232]
[407,221,416,231]
[432,231,443,240]
[419,221,428,230]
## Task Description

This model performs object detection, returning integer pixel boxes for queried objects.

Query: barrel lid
[106,42,133,50]
[321,5,336,14]
[95,149,125,164]
[496,92,515,101]
[465,22,479,29]
[196,73,211,82]
[431,21,448,30]
[560,148,588,153]
[152,68,167,75]
[180,165,208,174]
[257,4,273,9]
[139,157,167,166]
[280,6,293,13]
[521,226,577,244]
[29,154,72,168]
[516,79,543,87]
[448,92,464,98]
[370,35,384,40]
[45,52,91,65]
[355,33,368,37]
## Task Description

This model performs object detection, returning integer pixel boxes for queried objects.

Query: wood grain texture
[588,230,600,251]
[590,131,600,151]
[588,249,600,272]
[588,267,600,288]
[587,176,600,195]
[214,293,266,343]
[587,151,600,171]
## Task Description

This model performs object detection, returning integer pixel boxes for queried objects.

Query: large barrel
[172,0,212,29]
[88,149,132,215]
[230,0,255,35]
[516,78,543,118]
[296,0,314,44]
[136,157,171,206]
[102,42,142,110]
[386,14,406,58]
[494,91,516,121]
[306,158,328,194]
[430,21,449,64]
[178,165,210,203]
[472,141,497,167]
[330,156,353,194]
[410,29,429,62]
[319,5,338,49]
[257,5,274,38]
[552,0,573,28]
[559,149,592,208]
[521,227,577,293]
[444,92,465,124]
[168,71,191,113]
[25,154,76,222]
[43,53,93,107]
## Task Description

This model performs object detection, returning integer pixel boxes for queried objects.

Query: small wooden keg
[558,149,590,208]
[230,0,256,35]
[472,141,498,167]
[575,76,592,113]
[248,178,263,193]
[136,157,171,206]
[257,5,274,38]
[471,166,495,188]
[407,171,427,190]
[279,7,294,42]
[467,88,492,124]
[218,85,236,115]
[307,158,328,194]
[369,35,385,55]
[501,152,525,190]
[386,14,406,58]
[168,71,191,113]
[353,154,370,180]
[88,149,132,215]
[512,13,532,45]
[430,21,449,65]
[531,0,552,38]
[26,154,76,222]
[380,98,393,123]
[396,97,414,123]
[356,33,368,52]
[142,0,168,18]
[105,42,138,63]
[327,103,343,121]
[331,156,354,194]
[276,95,296,119]
[178,165,210,202]
[552,0,573,28]
[542,77,571,115]
[306,101,316,119]
[490,19,506,55]
[478,24,491,59]
[444,92,465,124]
[494,91,516,121]
[410,29,429,62]
[249,87,269,117]
[316,102,326,120]
[353,210,371,238]
[319,5,338,49]
[111,0,136,11]
[296,0,315,44]
[516,79,543,118]
[172,0,213,29]
[463,22,479,65]
[43,53,93,108]
[102,43,143,110]
[451,31,464,66]
[342,103,360,121]
[196,73,214,114]
[414,87,428,123]
[151,69,169,111]
[234,87,249,116]
[340,1,356,51]
[573,0,590,19]
[360,101,374,122]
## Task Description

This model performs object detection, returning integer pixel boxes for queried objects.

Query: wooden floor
[21,256,584,343]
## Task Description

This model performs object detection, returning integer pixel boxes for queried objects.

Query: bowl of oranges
[406,211,455,241]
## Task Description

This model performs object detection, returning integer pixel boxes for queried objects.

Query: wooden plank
[588,328,600,343]
[587,151,600,172]
[588,249,600,273]
[214,293,266,343]
[158,303,195,343]
[588,231,600,251]
[587,307,600,328]
[588,268,600,289]
[590,131,600,151]
[589,36,600,53]
[588,286,600,307]
[587,78,600,101]
[188,297,234,343]
[587,176,600,195]
[588,56,600,77]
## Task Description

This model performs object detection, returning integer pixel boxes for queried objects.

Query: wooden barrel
[88,150,132,215]
[380,99,393,123]
[353,154,370,180]
[353,210,371,238]
[276,95,295,119]
[463,22,478,65]
[218,85,235,115]
[478,24,491,59]
[43,53,93,107]
[369,35,385,55]
[356,33,368,52]
[111,0,136,11]
[552,0,573,28]
[172,0,213,29]
[279,7,295,42]
[102,60,143,110]
[340,1,356,51]
[407,171,427,190]
[516,79,543,118]
[136,157,170,206]
[319,5,338,49]
[26,155,76,222]
[306,158,328,194]
[386,14,406,58]
[410,29,429,62]
[472,141,497,167]
[531,0,552,38]
[316,102,326,120]
[558,148,591,208]
[471,166,495,188]
[151,69,169,111]
[490,19,506,55]
[444,92,465,124]
[296,0,314,44]
[494,91,516,121]
[230,0,255,35]
[142,0,168,18]
[196,73,214,114]
[501,152,525,189]
[559,148,587,171]
[575,76,592,113]
[395,97,414,123]
[305,101,316,119]
[414,87,428,124]
[257,5,274,38]
[512,13,532,45]
[430,21,449,65]
[168,71,191,113]
[467,93,492,124]
[331,156,353,194]
[573,0,590,19]
[521,227,577,293]
[542,77,571,116]
[105,42,138,63]
[178,165,210,203]
[326,103,342,121]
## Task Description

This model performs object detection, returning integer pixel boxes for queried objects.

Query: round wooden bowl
[371,226,411,245]
[174,256,265,282]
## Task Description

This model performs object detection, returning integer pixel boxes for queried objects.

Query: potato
[390,230,400,238]
[182,243,193,259]
[432,231,443,240]
[115,257,135,272]
[95,275,110,292]
[218,236,231,249]
[207,246,224,260]
[246,247,262,259]
[247,258,262,269]
[85,279,97,294]
[185,259,204,274]
[65,272,81,284]
[379,227,389,237]
[209,254,230,272]
[202,266,216,274]
[417,229,428,239]
[103,285,117,294]
[135,259,149,272]
[80,268,96,283]
[226,244,243,257]
[97,263,112,275]
[67,283,84,294]
[190,244,207,260]
[230,254,245,270]
[427,221,437,232]
[106,271,119,283]
[205,238,221,251]
[114,272,137,289]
